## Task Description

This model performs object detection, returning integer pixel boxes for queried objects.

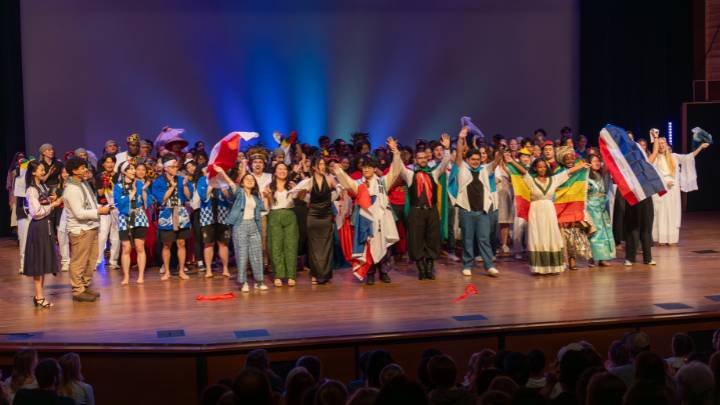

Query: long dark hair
[25,160,43,189]
[239,173,259,197]
[529,158,549,177]
[269,163,291,195]
[588,153,605,181]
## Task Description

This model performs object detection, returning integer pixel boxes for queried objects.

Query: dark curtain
[0,0,26,236]
[579,1,693,143]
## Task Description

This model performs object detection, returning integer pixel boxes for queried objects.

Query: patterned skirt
[559,223,591,260]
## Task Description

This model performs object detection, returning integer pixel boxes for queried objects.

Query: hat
[105,139,118,147]
[556,146,575,163]
[542,140,554,148]
[247,147,269,163]
[140,139,152,147]
[39,143,53,154]
[518,147,532,156]
[127,133,140,144]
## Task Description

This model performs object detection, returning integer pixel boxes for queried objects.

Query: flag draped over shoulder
[507,164,531,220]
[207,131,259,188]
[553,166,589,223]
[598,124,666,206]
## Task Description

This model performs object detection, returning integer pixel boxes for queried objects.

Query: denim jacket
[224,188,265,232]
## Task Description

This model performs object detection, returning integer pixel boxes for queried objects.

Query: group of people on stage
[6,124,710,308]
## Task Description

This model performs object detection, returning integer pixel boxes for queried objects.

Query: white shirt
[271,189,293,210]
[243,194,256,220]
[253,172,272,216]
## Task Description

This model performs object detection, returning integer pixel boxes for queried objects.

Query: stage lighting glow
[667,121,673,146]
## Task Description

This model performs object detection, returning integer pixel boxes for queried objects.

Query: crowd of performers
[6,124,710,308]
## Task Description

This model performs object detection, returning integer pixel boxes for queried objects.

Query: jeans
[459,208,495,270]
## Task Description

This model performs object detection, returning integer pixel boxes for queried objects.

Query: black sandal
[33,296,53,308]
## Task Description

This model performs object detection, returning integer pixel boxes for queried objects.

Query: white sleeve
[675,153,698,192]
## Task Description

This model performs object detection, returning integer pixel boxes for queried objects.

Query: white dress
[525,171,570,274]
[652,153,696,244]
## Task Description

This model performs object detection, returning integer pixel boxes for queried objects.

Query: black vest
[408,170,438,207]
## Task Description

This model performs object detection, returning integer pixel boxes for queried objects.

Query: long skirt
[587,205,615,261]
[652,184,681,244]
[527,200,565,274]
[560,223,591,260]
[293,201,309,256]
[307,210,333,283]
[23,216,59,277]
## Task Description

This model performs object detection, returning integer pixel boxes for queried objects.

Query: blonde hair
[658,137,676,177]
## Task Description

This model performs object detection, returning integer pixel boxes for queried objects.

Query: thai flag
[599,124,666,206]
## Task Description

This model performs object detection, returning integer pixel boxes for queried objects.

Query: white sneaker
[462,269,472,276]
[241,283,250,293]
[447,253,461,262]
[61,263,69,272]
[486,267,500,277]
[256,283,269,291]
[514,254,523,260]
[501,245,510,254]
[646,260,657,265]
[159,267,165,274]
[624,260,633,267]
[197,261,206,270]
[475,256,484,263]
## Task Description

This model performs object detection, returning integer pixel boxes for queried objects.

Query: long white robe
[652,153,697,244]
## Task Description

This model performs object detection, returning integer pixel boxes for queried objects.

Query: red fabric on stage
[338,217,354,263]
[196,292,236,301]
[453,284,479,302]
[351,246,374,280]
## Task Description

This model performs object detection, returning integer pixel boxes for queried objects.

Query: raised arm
[213,165,238,193]
[647,129,660,163]
[567,160,591,175]
[432,133,452,182]
[503,152,527,175]
[692,142,710,157]
[332,161,358,194]
[384,137,405,188]
[455,127,468,167]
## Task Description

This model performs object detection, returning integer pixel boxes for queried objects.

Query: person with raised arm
[397,133,452,280]
[504,153,590,275]
[451,127,501,278]
[216,164,268,292]
[332,137,402,285]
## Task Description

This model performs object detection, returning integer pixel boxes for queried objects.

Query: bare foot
[121,278,129,285]
[178,271,190,280]
[161,272,170,281]
[222,271,231,278]
[205,271,214,278]
[136,278,144,284]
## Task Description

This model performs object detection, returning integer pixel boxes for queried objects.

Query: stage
[2,213,720,350]
[2,212,720,404]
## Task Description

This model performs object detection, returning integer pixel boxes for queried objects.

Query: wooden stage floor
[2,212,720,350]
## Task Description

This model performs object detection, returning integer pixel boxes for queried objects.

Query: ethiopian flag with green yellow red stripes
[507,164,531,220]
[553,164,589,224]
[507,162,588,222]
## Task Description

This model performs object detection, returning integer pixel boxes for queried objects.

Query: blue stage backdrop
[20,0,578,155]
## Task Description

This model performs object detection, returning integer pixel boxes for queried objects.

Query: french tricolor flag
[599,124,666,206]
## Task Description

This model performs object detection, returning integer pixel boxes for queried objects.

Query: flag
[460,116,484,139]
[554,166,588,223]
[207,131,259,188]
[691,127,713,150]
[599,124,666,206]
[507,164,531,220]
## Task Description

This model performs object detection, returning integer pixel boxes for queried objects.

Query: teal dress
[586,174,616,261]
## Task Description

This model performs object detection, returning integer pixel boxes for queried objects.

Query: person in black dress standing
[23,160,63,308]
[292,157,338,285]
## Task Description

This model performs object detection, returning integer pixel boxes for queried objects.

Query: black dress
[306,176,333,283]
[23,185,59,277]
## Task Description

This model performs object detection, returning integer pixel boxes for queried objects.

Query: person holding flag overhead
[332,137,402,285]
[504,152,590,275]
[397,133,452,280]
[450,126,501,277]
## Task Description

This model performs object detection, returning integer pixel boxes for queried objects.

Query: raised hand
[458,127,469,140]
[386,137,399,153]
[701,143,710,149]
[503,151,513,163]
[440,133,451,149]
